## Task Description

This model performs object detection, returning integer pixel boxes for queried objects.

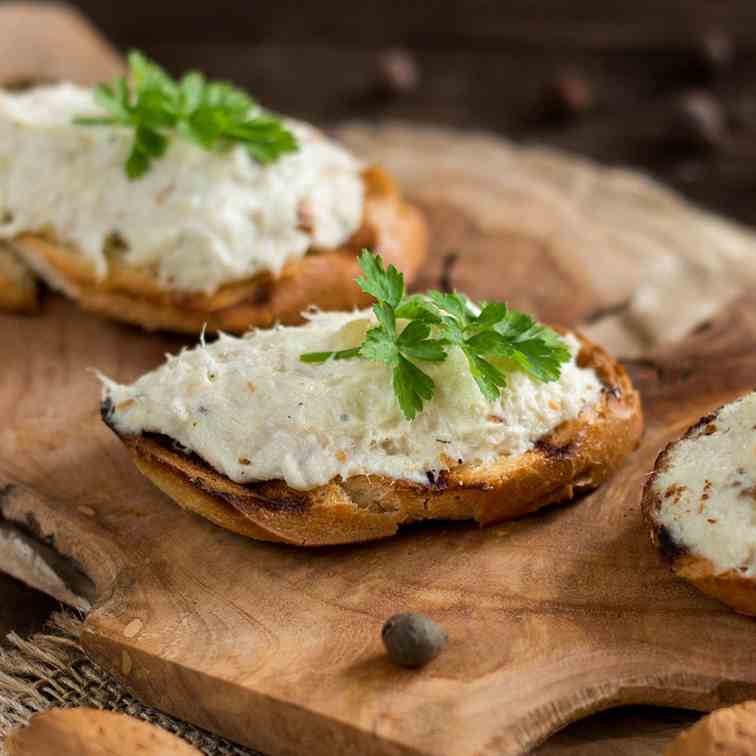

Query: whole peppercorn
[381,612,448,668]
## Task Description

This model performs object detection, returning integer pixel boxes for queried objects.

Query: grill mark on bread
[656,524,689,561]
[100,397,115,426]
[425,470,450,491]
[603,385,622,401]
[144,433,311,513]
[214,488,309,514]
[534,439,575,461]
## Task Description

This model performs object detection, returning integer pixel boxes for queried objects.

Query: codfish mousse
[100,250,643,546]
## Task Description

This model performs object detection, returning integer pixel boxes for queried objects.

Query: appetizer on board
[643,391,756,616]
[0,53,426,331]
[100,250,643,546]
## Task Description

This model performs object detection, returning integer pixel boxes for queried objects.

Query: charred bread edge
[10,167,427,332]
[641,395,756,616]
[103,333,643,546]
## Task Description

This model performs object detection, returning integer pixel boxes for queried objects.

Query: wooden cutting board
[3,290,756,756]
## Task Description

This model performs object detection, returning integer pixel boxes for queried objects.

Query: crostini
[0,53,426,330]
[643,391,756,616]
[100,251,643,546]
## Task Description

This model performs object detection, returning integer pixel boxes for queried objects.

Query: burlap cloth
[0,611,261,755]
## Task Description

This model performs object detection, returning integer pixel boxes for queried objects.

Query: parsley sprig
[301,250,571,420]
[74,51,298,179]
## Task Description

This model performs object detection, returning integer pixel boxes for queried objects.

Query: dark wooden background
[66,0,756,226]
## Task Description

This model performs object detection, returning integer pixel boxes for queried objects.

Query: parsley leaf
[74,50,298,180]
[393,356,435,421]
[462,350,508,402]
[300,249,571,421]
[493,309,571,382]
[355,249,405,307]
[359,326,399,365]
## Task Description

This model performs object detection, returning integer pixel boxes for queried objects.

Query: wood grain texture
[5,708,201,755]
[3,291,756,756]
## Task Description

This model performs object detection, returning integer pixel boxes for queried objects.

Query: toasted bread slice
[104,335,642,546]
[663,701,756,756]
[11,167,426,333]
[643,391,756,616]
[0,242,38,313]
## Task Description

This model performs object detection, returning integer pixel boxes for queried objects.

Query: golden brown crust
[0,243,38,314]
[11,166,427,333]
[663,701,756,756]
[642,403,756,617]
[106,333,643,546]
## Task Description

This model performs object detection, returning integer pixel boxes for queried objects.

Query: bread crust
[10,167,427,332]
[663,701,756,756]
[0,243,38,313]
[642,403,756,616]
[104,334,643,546]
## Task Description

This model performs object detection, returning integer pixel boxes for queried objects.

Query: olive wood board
[3,288,756,756]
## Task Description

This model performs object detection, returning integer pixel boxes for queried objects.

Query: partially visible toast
[0,242,38,313]
[104,334,643,546]
[663,701,756,756]
[12,167,427,333]
[643,391,756,616]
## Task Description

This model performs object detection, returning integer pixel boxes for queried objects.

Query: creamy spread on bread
[101,310,603,490]
[0,83,364,293]
[651,392,756,577]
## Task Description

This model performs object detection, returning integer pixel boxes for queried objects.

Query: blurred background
[67,0,756,225]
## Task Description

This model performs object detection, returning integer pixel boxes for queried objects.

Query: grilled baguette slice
[0,242,38,313]
[103,335,642,546]
[11,167,426,333]
[643,391,756,616]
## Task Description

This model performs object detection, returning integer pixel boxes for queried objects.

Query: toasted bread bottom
[11,167,427,332]
[105,335,643,546]
[0,243,38,313]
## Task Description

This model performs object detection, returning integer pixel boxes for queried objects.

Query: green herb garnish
[74,51,298,179]
[301,250,571,420]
